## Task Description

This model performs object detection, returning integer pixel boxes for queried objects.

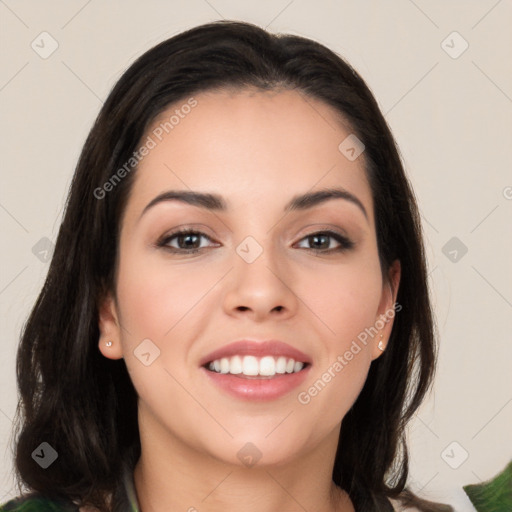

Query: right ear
[97,292,124,360]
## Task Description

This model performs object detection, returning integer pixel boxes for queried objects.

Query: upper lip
[199,340,312,367]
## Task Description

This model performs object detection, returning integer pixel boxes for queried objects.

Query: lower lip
[200,365,311,401]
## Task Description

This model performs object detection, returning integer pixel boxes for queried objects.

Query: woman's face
[99,88,400,467]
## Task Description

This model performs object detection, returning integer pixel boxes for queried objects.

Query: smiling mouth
[202,354,311,379]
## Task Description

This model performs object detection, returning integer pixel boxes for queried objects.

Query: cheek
[299,350,371,430]
[115,248,214,341]
[295,255,382,414]
[302,256,383,342]
[113,249,216,403]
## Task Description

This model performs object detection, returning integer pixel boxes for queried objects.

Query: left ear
[97,291,124,360]
[371,259,401,361]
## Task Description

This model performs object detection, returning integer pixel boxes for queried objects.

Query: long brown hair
[10,20,452,511]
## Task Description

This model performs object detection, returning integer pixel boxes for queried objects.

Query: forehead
[126,88,373,222]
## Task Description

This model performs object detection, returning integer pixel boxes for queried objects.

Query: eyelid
[293,222,354,242]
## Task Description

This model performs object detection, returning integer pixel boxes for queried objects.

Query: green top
[0,497,78,511]
[4,457,510,511]
[463,459,512,512]
[0,456,141,512]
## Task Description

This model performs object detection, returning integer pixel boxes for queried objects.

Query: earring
[106,341,113,347]
[378,333,385,351]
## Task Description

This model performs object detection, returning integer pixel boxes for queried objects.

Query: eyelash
[156,228,354,255]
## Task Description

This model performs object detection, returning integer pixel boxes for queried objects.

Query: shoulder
[388,498,422,512]
[0,495,79,511]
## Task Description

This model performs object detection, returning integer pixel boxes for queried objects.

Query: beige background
[1,1,511,510]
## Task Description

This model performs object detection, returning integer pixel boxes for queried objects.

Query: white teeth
[259,356,275,376]
[220,357,230,374]
[242,355,259,376]
[207,355,307,376]
[229,355,243,374]
[276,356,287,374]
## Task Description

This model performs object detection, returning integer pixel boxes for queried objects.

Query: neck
[132,408,354,512]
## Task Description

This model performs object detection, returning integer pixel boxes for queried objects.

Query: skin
[97,88,401,512]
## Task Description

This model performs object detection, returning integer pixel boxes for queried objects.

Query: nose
[222,241,299,322]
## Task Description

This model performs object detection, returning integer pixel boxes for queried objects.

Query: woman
[1,20,453,512]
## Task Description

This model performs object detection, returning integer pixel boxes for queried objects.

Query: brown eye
[295,231,354,253]
[157,229,217,253]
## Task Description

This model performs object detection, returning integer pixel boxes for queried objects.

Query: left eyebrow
[284,187,368,221]
[139,186,368,221]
